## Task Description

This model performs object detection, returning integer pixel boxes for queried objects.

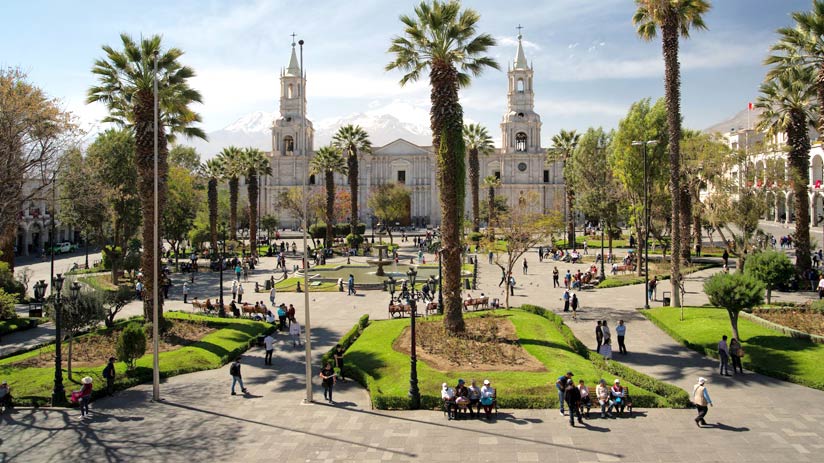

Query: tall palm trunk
[469,148,480,232]
[487,185,495,237]
[208,178,218,253]
[348,154,359,236]
[247,169,258,257]
[662,17,682,307]
[817,65,824,134]
[680,183,692,264]
[134,88,167,323]
[431,60,466,334]
[566,181,575,249]
[789,109,812,273]
[228,177,238,241]
[325,171,335,247]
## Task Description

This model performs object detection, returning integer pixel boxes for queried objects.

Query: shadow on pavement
[703,422,749,432]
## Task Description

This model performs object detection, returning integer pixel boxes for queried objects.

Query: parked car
[49,242,77,254]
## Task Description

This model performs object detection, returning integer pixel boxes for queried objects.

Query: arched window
[283,136,294,153]
[515,132,527,152]
[288,84,294,98]
[517,78,524,93]
[309,174,316,185]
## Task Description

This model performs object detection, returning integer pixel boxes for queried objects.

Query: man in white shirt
[615,320,627,354]
[289,320,302,347]
[263,333,275,365]
[441,383,456,420]
[231,280,238,302]
[237,283,244,304]
[718,335,730,376]
[269,285,277,306]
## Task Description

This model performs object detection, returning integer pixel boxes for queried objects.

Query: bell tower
[272,36,314,156]
[500,27,542,155]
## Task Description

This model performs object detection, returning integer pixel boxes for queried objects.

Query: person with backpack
[229,357,248,395]
[102,357,116,396]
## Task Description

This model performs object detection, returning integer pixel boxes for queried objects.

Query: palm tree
[387,0,498,334]
[766,0,824,134]
[241,147,272,257]
[633,0,711,308]
[217,146,243,241]
[464,123,494,233]
[548,129,580,249]
[332,125,372,238]
[756,65,817,273]
[88,33,205,323]
[309,145,348,247]
[483,175,501,236]
[202,157,224,254]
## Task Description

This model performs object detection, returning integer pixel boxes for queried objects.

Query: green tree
[88,34,206,323]
[103,285,134,328]
[116,322,147,371]
[610,98,669,275]
[0,287,17,320]
[387,0,498,334]
[333,125,372,238]
[463,123,494,233]
[168,145,201,171]
[634,0,711,308]
[57,287,106,378]
[217,146,244,241]
[309,146,348,247]
[744,250,794,304]
[0,68,77,269]
[482,175,502,236]
[703,271,765,341]
[164,165,202,266]
[57,148,107,261]
[547,129,581,249]
[367,183,411,244]
[757,65,816,274]
[765,0,824,134]
[241,147,272,257]
[260,214,279,247]
[202,157,224,253]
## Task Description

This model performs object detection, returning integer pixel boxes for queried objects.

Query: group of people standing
[595,320,628,358]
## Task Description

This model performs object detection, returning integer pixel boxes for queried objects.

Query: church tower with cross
[500,27,542,156]
[272,35,314,157]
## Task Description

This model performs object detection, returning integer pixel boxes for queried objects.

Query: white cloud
[497,36,541,50]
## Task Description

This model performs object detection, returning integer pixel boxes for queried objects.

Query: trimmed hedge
[321,314,369,367]
[0,317,44,336]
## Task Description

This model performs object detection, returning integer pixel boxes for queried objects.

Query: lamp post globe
[51,273,65,405]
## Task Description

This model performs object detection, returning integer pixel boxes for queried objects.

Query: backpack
[230,362,240,377]
[102,363,113,379]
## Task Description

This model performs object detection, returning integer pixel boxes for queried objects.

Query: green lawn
[642,307,824,390]
[273,277,338,292]
[596,263,716,289]
[345,307,687,409]
[0,317,45,336]
[0,311,271,406]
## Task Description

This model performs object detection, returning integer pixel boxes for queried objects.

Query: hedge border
[742,311,824,344]
[640,308,824,391]
[0,317,45,337]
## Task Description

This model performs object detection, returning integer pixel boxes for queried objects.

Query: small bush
[345,233,364,248]
[322,314,369,366]
[467,232,484,243]
[0,261,24,299]
[117,322,147,371]
[0,288,18,320]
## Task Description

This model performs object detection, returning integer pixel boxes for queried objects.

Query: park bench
[388,302,413,318]
[425,302,439,316]
[462,296,489,311]
[241,303,267,317]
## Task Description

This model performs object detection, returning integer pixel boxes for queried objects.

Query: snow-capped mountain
[184,108,432,158]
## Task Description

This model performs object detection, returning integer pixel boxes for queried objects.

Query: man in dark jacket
[230,357,248,395]
[102,357,116,396]
[565,382,584,426]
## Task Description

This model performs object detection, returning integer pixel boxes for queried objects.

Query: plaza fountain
[366,243,393,276]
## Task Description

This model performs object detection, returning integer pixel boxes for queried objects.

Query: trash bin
[265,280,272,290]
[662,291,671,307]
[465,279,471,290]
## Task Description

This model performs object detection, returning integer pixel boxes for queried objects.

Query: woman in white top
[578,380,591,417]
[596,379,614,418]
[480,379,496,420]
[289,320,302,347]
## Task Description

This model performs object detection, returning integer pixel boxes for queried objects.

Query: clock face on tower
[517,162,528,172]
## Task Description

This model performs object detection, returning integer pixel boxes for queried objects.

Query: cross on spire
[516,24,523,38]
[290,32,296,46]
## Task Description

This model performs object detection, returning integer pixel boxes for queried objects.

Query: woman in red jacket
[76,376,93,418]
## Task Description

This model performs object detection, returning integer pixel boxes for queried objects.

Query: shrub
[356,223,367,235]
[322,314,369,367]
[333,223,350,237]
[704,272,764,340]
[116,322,146,371]
[467,232,484,243]
[309,223,327,239]
[345,233,364,248]
[101,246,122,270]
[744,250,793,304]
[0,288,19,320]
[0,261,24,298]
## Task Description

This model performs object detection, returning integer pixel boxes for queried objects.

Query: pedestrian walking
[722,249,729,267]
[182,281,189,304]
[264,333,275,365]
[595,320,603,353]
[648,276,658,301]
[488,251,493,264]
[509,274,515,296]
[231,280,238,302]
[333,344,346,381]
[235,263,242,281]
[269,285,276,306]
[74,376,94,419]
[229,357,248,395]
[320,362,336,403]
[718,335,731,376]
[498,268,506,287]
[552,267,559,288]
[818,275,824,299]
[571,293,579,319]
[563,289,570,312]
[522,258,528,275]
[616,320,627,354]
[102,357,116,396]
[290,319,302,347]
[277,304,288,331]
[347,274,356,296]
[555,371,574,416]
[565,381,584,426]
[729,337,744,374]
[692,377,713,427]
[237,283,244,304]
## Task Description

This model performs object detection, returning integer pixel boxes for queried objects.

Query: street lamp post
[151,49,161,402]
[219,222,226,311]
[51,273,65,405]
[632,140,657,309]
[407,294,420,409]
[297,38,314,404]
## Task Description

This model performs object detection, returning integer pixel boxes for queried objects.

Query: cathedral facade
[261,34,563,229]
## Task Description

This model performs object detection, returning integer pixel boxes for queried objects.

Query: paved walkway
[3,241,824,462]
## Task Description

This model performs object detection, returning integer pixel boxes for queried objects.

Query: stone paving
[2,237,824,462]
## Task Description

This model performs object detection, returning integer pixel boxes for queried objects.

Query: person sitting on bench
[454,379,470,419]
[441,383,456,420]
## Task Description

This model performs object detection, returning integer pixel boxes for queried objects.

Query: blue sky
[0,0,810,144]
